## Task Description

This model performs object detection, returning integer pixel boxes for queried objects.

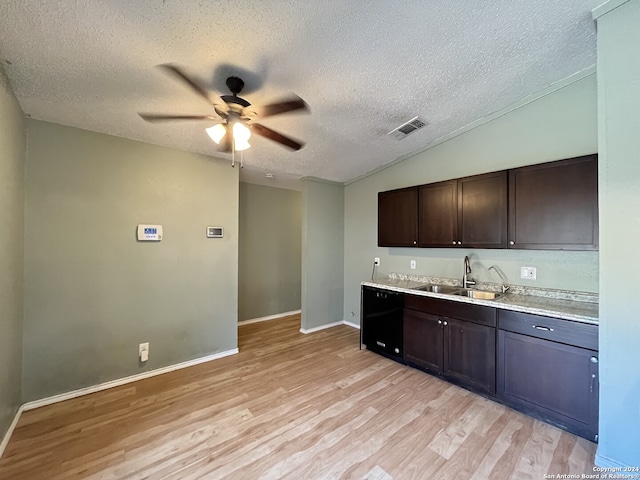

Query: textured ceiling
[0,1,599,187]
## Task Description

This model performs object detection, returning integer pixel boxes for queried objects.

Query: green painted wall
[238,182,301,321]
[344,74,599,323]
[301,179,344,330]
[22,120,239,402]
[0,69,25,440]
[594,0,640,468]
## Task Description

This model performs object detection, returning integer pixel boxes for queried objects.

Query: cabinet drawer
[404,294,496,327]
[498,310,597,350]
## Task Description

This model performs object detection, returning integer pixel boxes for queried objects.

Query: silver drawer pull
[376,341,386,347]
[532,325,554,332]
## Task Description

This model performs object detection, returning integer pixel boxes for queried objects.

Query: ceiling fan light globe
[232,121,251,141]
[234,140,251,151]
[205,124,226,144]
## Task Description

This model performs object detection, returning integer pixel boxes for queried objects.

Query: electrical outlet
[374,257,380,266]
[410,260,417,270]
[520,267,537,280]
[139,342,149,362]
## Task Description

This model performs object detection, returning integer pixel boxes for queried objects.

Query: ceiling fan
[138,64,309,162]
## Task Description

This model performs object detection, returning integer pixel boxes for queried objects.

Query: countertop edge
[361,281,599,325]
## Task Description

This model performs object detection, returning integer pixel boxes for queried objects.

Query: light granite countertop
[362,274,599,325]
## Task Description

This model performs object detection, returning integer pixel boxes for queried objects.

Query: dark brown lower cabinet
[403,309,444,374]
[373,291,600,442]
[445,317,496,394]
[403,307,496,395]
[497,329,599,441]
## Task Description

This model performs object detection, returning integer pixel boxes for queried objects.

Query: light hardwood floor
[0,315,597,479]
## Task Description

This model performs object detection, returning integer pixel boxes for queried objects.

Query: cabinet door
[508,155,598,250]
[497,330,599,441]
[444,317,496,394]
[378,187,418,247]
[418,180,458,247]
[403,309,444,374]
[458,171,508,248]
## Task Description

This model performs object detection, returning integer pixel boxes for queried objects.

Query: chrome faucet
[463,256,476,288]
[489,265,510,293]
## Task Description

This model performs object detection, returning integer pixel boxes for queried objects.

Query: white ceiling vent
[388,116,428,140]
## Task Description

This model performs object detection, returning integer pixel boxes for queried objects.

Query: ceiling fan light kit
[232,122,251,151]
[205,123,226,144]
[205,121,251,151]
[139,64,309,167]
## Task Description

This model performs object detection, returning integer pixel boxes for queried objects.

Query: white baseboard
[0,405,24,459]
[300,321,344,334]
[22,348,239,411]
[300,319,361,334]
[595,451,633,470]
[343,320,360,330]
[238,310,301,326]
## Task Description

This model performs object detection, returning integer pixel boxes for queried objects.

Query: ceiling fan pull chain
[231,136,236,168]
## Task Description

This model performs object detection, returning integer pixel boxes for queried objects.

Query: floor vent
[388,116,428,140]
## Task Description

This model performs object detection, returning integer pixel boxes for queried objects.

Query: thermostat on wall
[137,224,163,241]
[207,226,224,238]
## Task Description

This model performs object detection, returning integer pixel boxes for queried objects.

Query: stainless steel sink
[454,289,502,300]
[412,284,460,294]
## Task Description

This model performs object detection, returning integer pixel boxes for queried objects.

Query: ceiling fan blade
[251,123,305,151]
[249,95,309,119]
[139,113,221,123]
[158,64,229,114]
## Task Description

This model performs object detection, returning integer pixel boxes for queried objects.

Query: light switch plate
[139,342,149,362]
[410,260,417,270]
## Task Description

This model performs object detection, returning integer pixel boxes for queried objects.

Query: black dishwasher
[361,286,404,362]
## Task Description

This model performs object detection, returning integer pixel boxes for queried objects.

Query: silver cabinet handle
[509,241,515,245]
[452,241,456,245]
[532,325,554,331]
[443,320,448,326]
[376,341,386,347]
[590,373,596,393]
[438,320,442,325]
[394,347,400,354]
[457,241,461,245]
[591,357,598,364]
[413,240,417,245]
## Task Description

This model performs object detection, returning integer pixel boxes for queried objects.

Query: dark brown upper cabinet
[378,187,418,247]
[508,155,598,250]
[418,171,508,248]
[417,180,458,247]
